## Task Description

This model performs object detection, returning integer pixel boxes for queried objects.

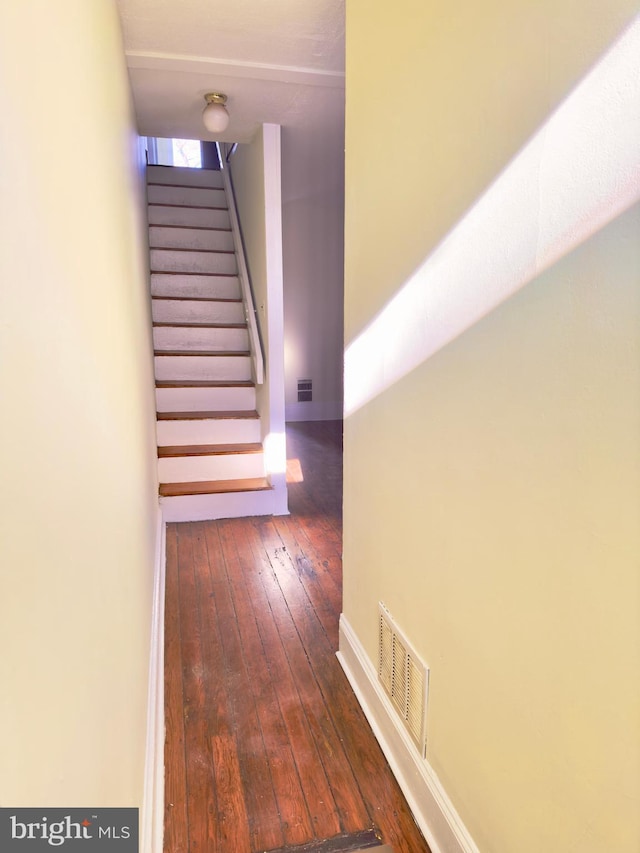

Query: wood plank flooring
[164,420,431,853]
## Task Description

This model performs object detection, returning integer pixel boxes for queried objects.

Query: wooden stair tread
[158,442,262,458]
[154,349,249,357]
[156,379,254,388]
[159,477,271,497]
[151,246,235,255]
[153,321,246,329]
[149,224,231,232]
[151,296,242,303]
[147,181,223,190]
[157,409,259,420]
[150,270,238,277]
[147,203,228,211]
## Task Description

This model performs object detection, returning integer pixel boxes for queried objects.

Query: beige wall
[0,0,158,807]
[343,3,640,851]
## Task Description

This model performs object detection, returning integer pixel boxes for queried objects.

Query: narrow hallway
[164,421,431,853]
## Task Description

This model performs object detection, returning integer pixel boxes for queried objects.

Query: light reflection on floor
[286,457,304,483]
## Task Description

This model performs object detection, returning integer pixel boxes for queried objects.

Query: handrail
[219,153,265,386]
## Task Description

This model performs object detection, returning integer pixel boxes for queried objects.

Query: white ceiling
[116,0,345,144]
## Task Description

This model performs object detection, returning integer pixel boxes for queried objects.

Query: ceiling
[116,0,345,144]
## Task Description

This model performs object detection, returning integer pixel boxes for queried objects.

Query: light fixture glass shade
[202,93,229,133]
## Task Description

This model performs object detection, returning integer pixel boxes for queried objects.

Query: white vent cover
[378,602,428,755]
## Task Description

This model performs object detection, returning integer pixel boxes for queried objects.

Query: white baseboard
[141,507,166,853]
[285,400,343,422]
[337,615,479,853]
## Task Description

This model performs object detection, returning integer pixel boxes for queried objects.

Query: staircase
[147,164,274,522]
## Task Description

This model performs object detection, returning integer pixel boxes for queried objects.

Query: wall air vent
[378,602,429,756]
[297,379,312,402]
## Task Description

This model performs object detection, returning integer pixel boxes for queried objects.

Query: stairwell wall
[342,2,640,852]
[229,125,288,513]
[0,0,158,812]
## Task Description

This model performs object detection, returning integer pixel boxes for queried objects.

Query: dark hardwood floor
[164,420,431,853]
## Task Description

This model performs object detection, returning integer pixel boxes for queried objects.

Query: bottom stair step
[159,478,277,522]
[159,477,271,497]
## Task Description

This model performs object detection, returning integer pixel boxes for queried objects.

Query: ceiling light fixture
[202,92,229,133]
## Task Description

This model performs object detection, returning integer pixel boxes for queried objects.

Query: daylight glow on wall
[344,16,640,417]
[264,431,287,475]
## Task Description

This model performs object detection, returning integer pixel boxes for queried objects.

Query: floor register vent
[378,602,429,756]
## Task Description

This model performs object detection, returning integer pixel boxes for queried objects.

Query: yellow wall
[343,3,640,851]
[0,1,158,806]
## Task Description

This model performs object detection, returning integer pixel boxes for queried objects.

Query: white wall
[0,0,159,808]
[230,126,288,513]
[281,94,345,422]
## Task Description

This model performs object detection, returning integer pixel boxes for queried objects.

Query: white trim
[141,507,166,853]
[262,124,289,516]
[285,400,343,422]
[125,51,345,89]
[337,615,479,853]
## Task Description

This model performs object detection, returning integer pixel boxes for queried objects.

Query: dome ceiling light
[202,92,229,133]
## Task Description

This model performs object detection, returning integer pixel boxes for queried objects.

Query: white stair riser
[151,274,241,300]
[153,326,248,352]
[160,489,275,522]
[148,205,230,229]
[152,300,244,324]
[158,452,264,483]
[147,166,224,189]
[155,355,252,382]
[150,249,237,275]
[156,386,256,413]
[148,205,231,229]
[147,184,226,207]
[157,418,260,445]
[149,226,234,252]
